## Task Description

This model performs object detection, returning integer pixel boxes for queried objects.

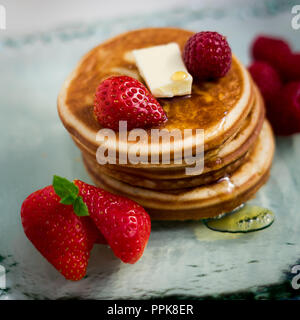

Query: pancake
[85,121,274,220]
[69,81,262,178]
[81,84,265,183]
[57,27,275,221]
[83,151,249,190]
[58,28,253,164]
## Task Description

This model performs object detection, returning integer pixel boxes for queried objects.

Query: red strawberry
[81,215,104,248]
[74,179,151,264]
[21,184,98,281]
[95,232,108,245]
[248,61,282,103]
[94,76,167,130]
[251,35,292,79]
[183,31,232,80]
[267,82,300,135]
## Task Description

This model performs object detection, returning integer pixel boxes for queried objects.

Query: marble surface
[0,1,300,299]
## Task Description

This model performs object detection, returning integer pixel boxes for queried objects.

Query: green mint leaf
[52,175,79,202]
[52,175,89,217]
[60,195,77,205]
[73,197,89,217]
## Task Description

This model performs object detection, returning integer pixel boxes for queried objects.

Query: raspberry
[281,53,300,82]
[94,76,167,130]
[251,35,292,79]
[248,61,282,103]
[183,31,232,80]
[267,82,300,135]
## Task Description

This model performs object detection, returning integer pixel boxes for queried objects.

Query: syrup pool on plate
[204,205,275,233]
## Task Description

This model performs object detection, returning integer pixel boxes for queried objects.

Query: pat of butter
[132,43,193,98]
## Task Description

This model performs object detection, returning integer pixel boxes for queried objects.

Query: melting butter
[132,43,193,97]
[204,205,275,233]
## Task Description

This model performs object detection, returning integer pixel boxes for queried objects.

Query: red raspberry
[183,31,232,80]
[251,35,292,79]
[94,76,167,130]
[267,82,300,135]
[248,61,282,103]
[281,53,300,82]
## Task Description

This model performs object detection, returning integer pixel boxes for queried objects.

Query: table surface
[1,0,300,299]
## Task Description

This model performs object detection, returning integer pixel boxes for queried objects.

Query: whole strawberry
[248,61,282,103]
[74,179,151,264]
[21,182,99,281]
[268,82,300,135]
[183,31,232,80]
[94,75,167,130]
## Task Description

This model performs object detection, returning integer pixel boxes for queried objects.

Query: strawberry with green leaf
[21,176,151,280]
[21,180,99,281]
[53,176,151,264]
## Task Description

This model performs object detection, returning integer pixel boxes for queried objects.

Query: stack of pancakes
[58,28,275,221]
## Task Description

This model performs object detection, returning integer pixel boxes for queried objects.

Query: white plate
[1,2,300,299]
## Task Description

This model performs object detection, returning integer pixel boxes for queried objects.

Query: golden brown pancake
[83,151,249,190]
[80,84,265,185]
[58,28,253,163]
[86,121,274,220]
[57,27,275,221]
